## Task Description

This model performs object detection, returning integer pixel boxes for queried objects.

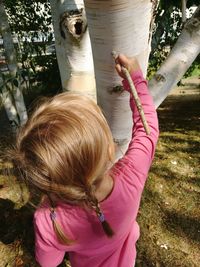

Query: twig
[112,51,151,135]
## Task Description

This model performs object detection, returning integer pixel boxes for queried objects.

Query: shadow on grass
[164,210,200,243]
[159,136,200,154]
[150,165,178,180]
[0,197,68,267]
[158,95,200,133]
[0,198,34,248]
[136,89,200,266]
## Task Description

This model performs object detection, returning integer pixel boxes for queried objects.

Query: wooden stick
[112,51,151,135]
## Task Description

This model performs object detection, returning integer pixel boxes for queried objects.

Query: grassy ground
[136,77,200,267]
[0,77,199,267]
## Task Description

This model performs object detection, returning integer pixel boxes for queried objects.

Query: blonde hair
[13,93,115,244]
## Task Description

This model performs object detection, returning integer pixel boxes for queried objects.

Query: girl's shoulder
[34,198,86,227]
[34,198,52,228]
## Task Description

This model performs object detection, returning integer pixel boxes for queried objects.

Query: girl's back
[35,166,140,267]
[13,55,159,267]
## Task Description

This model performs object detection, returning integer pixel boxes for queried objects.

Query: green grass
[136,89,200,267]
[190,67,200,77]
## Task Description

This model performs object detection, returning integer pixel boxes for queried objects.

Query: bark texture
[84,0,154,157]
[0,86,19,131]
[50,0,95,98]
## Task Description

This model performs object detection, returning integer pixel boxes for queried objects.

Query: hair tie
[98,212,105,223]
[50,209,56,221]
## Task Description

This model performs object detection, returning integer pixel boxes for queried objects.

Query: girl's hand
[115,54,141,79]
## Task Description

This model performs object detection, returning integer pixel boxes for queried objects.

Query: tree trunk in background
[84,0,157,157]
[50,0,95,98]
[0,0,27,128]
[181,0,187,23]
[0,85,19,132]
[149,5,200,108]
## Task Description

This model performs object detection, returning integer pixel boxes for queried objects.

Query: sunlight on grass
[136,90,200,266]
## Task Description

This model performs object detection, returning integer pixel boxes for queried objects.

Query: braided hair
[12,93,115,245]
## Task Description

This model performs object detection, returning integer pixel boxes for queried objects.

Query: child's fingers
[117,54,129,69]
[115,64,124,78]
[115,64,121,73]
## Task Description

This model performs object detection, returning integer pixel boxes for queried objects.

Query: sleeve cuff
[122,70,144,90]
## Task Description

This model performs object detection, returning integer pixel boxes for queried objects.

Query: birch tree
[149,5,200,108]
[0,85,19,131]
[83,0,199,157]
[49,0,95,98]
[83,0,159,157]
[0,0,27,131]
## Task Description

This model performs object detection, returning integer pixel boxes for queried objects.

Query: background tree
[1,0,61,106]
[49,0,95,98]
[0,0,27,131]
[149,6,200,107]
[149,0,200,78]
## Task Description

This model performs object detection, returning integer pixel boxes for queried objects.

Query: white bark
[84,0,154,157]
[50,0,95,98]
[149,6,200,108]
[0,89,19,133]
[12,86,27,125]
[0,0,27,126]
[1,86,19,132]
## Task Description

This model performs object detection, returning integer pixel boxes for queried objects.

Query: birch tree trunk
[0,72,19,133]
[50,0,95,98]
[149,5,200,108]
[84,0,157,157]
[0,0,27,127]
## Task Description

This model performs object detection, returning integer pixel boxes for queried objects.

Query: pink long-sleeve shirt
[34,70,159,267]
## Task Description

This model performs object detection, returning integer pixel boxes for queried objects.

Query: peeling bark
[50,0,95,98]
[60,8,87,40]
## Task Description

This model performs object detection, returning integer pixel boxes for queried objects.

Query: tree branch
[149,5,200,108]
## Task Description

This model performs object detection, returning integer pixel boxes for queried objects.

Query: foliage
[148,1,199,79]
[148,5,182,78]
[159,0,199,9]
[183,55,200,78]
[5,0,51,33]
[1,0,61,94]
[23,53,62,107]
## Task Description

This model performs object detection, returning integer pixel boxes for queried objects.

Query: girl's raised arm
[114,54,159,188]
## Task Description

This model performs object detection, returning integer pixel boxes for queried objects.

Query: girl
[13,54,159,267]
